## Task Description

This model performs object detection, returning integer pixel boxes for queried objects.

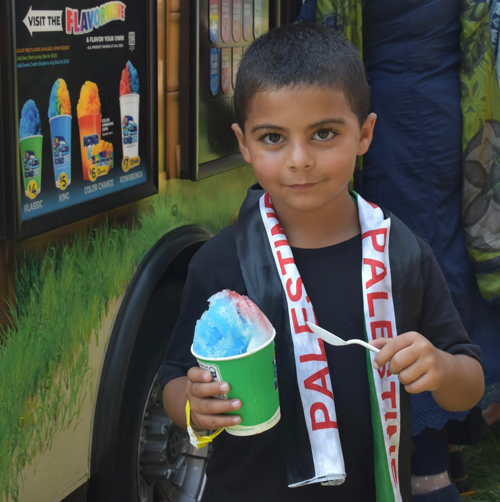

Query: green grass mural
[0,168,255,502]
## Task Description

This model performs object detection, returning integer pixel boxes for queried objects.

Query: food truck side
[0,1,265,501]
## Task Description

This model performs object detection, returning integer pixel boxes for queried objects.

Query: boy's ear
[231,123,252,164]
[357,113,377,156]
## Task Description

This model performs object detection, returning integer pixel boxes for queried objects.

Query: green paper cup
[191,330,280,436]
[19,135,43,198]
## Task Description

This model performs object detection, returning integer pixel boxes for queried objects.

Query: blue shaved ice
[128,60,139,94]
[48,83,59,119]
[19,100,41,139]
[193,290,274,359]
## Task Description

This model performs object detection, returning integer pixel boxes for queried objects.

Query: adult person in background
[297,0,500,500]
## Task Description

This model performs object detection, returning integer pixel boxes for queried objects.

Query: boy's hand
[187,366,242,431]
[370,332,446,394]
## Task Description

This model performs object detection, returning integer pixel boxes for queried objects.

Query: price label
[58,172,68,190]
[27,180,38,199]
[89,165,97,182]
[122,157,130,172]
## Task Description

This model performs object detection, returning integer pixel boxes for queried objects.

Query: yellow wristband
[185,400,225,449]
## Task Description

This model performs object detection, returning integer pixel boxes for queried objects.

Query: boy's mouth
[288,183,317,190]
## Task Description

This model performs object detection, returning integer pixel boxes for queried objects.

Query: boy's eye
[313,129,335,141]
[262,133,284,145]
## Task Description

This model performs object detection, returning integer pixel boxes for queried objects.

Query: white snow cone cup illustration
[119,93,140,162]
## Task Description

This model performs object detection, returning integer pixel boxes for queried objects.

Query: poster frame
[0,0,158,242]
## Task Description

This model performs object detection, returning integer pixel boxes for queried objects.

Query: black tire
[88,279,209,502]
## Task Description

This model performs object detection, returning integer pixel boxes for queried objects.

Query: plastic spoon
[306,322,380,354]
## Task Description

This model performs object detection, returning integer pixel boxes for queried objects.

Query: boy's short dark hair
[234,23,371,128]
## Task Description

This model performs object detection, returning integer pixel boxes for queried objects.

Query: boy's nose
[287,141,314,170]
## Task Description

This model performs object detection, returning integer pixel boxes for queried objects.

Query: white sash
[259,192,402,500]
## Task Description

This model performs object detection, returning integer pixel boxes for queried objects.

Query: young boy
[159,24,483,502]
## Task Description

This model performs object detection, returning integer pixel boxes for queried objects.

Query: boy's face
[232,86,376,220]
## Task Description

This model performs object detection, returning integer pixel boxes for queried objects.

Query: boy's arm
[371,333,484,412]
[369,235,484,412]
[431,351,484,412]
[163,376,189,428]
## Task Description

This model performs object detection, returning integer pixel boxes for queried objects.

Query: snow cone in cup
[77,81,101,181]
[192,290,280,436]
[48,78,72,190]
[19,99,43,199]
[119,61,140,167]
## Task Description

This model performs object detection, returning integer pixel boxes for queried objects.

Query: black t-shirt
[159,226,480,502]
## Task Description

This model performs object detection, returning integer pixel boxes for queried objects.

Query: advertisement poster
[14,0,152,222]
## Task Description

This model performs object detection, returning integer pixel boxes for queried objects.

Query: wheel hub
[137,376,209,502]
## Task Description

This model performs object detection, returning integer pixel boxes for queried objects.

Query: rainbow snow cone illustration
[119,61,140,170]
[77,81,101,181]
[48,79,72,190]
[19,100,43,199]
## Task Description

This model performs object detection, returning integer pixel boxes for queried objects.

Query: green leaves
[462,22,490,76]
